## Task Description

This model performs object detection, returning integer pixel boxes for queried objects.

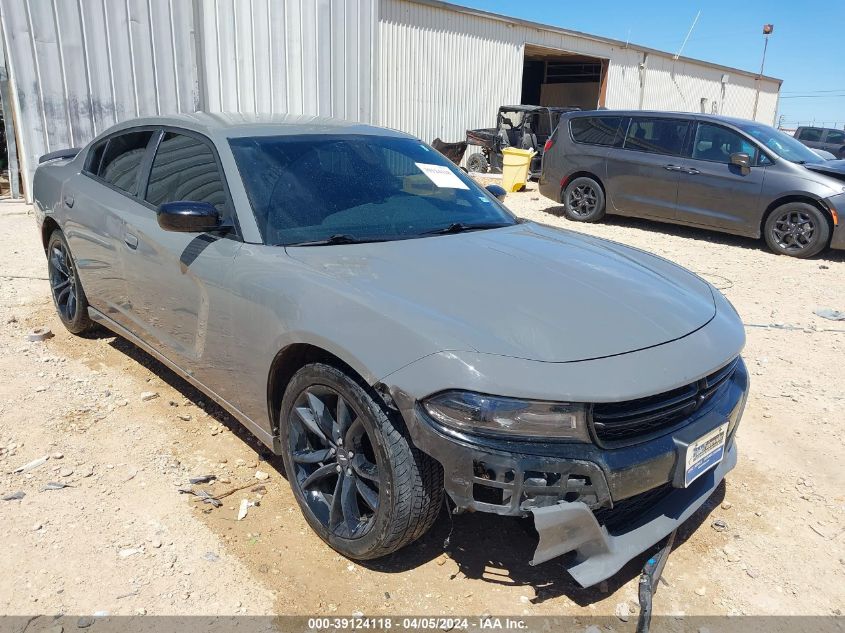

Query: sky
[456,0,845,128]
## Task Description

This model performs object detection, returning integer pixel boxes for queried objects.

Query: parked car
[465,105,578,176]
[540,111,845,258]
[794,125,845,159]
[33,113,748,587]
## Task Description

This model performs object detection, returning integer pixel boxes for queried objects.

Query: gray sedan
[33,113,748,586]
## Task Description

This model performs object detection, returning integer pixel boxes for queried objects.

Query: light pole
[752,24,774,120]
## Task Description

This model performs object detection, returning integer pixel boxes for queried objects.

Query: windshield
[229,134,516,246]
[734,121,824,164]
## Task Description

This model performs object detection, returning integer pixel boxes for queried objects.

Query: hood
[287,223,716,363]
[805,160,845,184]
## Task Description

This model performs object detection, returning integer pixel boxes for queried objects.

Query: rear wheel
[466,152,489,174]
[279,363,443,560]
[562,176,606,223]
[47,230,93,334]
[763,202,830,258]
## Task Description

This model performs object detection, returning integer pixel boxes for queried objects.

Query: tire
[279,363,443,560]
[46,229,93,334]
[763,202,830,258]
[466,152,489,174]
[562,176,606,223]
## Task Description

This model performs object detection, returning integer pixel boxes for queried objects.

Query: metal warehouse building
[0,0,782,200]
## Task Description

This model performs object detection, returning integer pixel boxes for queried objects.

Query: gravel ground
[1,191,843,619]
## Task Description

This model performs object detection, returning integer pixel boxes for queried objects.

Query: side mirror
[486,184,507,202]
[730,152,751,172]
[157,201,220,233]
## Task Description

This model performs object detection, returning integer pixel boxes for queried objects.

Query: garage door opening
[521,45,608,110]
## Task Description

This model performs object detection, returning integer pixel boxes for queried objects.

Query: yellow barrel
[501,147,535,192]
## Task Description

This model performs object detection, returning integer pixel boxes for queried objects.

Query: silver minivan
[539,111,845,258]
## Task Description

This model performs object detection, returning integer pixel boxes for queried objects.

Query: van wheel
[763,203,829,258]
[279,363,443,560]
[466,153,489,174]
[47,230,93,334]
[562,177,606,223]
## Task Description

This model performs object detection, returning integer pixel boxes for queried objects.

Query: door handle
[63,194,74,208]
[684,168,701,175]
[663,164,683,171]
[124,233,139,249]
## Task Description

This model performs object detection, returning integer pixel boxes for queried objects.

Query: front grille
[593,484,673,534]
[591,358,739,447]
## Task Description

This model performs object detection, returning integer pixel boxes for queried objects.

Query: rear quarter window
[95,131,154,195]
[570,117,625,147]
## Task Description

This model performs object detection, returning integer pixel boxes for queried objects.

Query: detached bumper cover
[531,440,737,587]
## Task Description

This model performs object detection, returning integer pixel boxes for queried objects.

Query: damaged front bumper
[531,440,736,587]
[389,358,748,587]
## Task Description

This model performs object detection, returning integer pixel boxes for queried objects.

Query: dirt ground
[1,187,843,620]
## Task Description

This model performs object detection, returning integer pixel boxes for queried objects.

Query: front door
[120,130,243,399]
[605,116,692,220]
[675,122,766,233]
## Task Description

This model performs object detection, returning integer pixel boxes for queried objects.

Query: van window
[691,123,759,164]
[825,130,845,145]
[97,131,154,195]
[570,117,625,147]
[624,118,689,156]
[798,128,823,142]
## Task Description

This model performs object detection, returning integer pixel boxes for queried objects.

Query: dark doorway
[521,45,607,110]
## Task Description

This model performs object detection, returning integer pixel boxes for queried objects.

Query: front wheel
[763,203,830,258]
[562,176,606,223]
[279,363,443,560]
[47,230,93,334]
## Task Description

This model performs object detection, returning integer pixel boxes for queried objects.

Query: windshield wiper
[284,234,386,247]
[421,222,512,236]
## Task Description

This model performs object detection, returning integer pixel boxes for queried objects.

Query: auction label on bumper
[684,422,728,487]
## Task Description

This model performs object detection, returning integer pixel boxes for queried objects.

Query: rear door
[605,116,691,220]
[822,129,845,156]
[120,129,243,393]
[675,121,767,233]
[795,127,825,151]
[67,129,156,328]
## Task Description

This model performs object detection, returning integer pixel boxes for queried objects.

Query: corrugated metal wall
[378,0,781,151]
[197,0,376,121]
[0,0,377,200]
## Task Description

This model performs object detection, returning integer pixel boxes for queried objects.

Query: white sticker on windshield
[414,163,469,190]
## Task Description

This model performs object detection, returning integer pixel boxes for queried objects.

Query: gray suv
[794,125,845,159]
[540,111,845,258]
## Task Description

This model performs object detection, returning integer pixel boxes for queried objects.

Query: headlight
[422,391,589,441]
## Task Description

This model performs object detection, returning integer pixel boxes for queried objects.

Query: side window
[691,123,759,164]
[825,130,845,144]
[623,118,690,156]
[144,133,227,214]
[798,128,823,142]
[570,116,625,147]
[98,131,154,194]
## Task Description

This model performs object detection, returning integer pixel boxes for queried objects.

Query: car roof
[95,112,415,142]
[564,110,768,128]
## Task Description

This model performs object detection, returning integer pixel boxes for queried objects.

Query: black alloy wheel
[763,202,829,258]
[562,176,606,223]
[287,385,382,539]
[279,363,443,560]
[47,230,92,334]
